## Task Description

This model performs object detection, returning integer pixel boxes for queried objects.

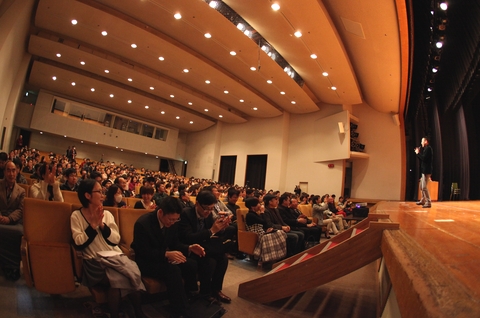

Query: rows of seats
[21,197,163,303]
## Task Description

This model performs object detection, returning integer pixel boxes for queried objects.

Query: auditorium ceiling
[27,0,408,132]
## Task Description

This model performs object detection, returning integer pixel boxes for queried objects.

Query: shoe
[416,201,424,205]
[213,291,231,303]
[422,204,431,208]
[4,268,20,281]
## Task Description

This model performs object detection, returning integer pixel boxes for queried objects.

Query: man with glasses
[132,196,205,317]
[179,190,232,304]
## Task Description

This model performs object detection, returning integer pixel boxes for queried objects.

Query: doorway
[245,154,267,189]
[218,155,237,184]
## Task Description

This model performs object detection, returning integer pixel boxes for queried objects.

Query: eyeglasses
[200,204,215,212]
[92,190,104,195]
[167,217,181,223]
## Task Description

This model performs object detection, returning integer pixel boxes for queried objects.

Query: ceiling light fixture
[224,90,229,94]
[294,31,302,38]
[145,105,149,109]
[128,100,132,103]
[439,2,448,10]
[183,68,189,73]
[271,3,280,11]
[432,67,438,73]
[56,53,61,58]
[52,76,57,81]
[310,54,317,59]
[436,41,443,48]
[230,51,236,56]
[80,61,85,65]
[322,72,329,76]
[158,56,164,61]
[109,94,114,97]
[205,80,211,84]
[161,111,165,114]
[189,121,194,124]
[427,87,433,92]
[267,80,272,84]
[237,23,245,31]
[91,88,95,92]
[253,107,258,110]
[71,19,78,25]
[239,99,244,102]
[291,101,296,104]
[131,44,137,48]
[280,91,285,95]
[170,95,174,98]
[204,33,212,38]
[71,82,76,86]
[331,86,337,90]
[101,31,107,36]
[176,116,180,119]
[188,102,193,105]
[250,66,256,71]
[150,86,154,90]
[174,13,182,19]
[219,115,223,118]
[204,109,209,112]
[127,78,132,82]
[104,70,109,73]
[209,1,219,9]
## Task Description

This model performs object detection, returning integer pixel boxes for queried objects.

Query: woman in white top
[71,179,145,318]
[312,195,340,236]
[29,163,63,201]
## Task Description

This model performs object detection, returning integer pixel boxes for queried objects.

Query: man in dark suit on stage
[415,136,433,208]
[132,196,205,317]
[178,190,232,303]
[0,160,26,281]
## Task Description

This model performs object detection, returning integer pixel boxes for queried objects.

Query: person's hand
[0,216,10,224]
[266,227,274,233]
[165,251,186,264]
[414,147,420,154]
[307,223,315,228]
[189,244,205,257]
[211,216,230,234]
[297,218,307,224]
[45,164,55,185]
[282,225,290,232]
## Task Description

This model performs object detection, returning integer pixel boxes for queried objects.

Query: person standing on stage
[415,136,433,208]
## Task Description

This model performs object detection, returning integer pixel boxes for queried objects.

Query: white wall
[30,91,179,159]
[0,0,34,151]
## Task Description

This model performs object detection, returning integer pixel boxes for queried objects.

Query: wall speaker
[338,122,345,134]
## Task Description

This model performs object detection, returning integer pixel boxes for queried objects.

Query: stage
[376,201,480,316]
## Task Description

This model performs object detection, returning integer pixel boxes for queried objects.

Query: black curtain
[218,155,236,185]
[245,155,267,190]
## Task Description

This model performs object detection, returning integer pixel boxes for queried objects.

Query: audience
[103,184,127,208]
[30,163,64,201]
[133,186,156,209]
[60,168,78,191]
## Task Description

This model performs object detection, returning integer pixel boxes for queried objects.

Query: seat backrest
[126,197,141,207]
[18,183,30,197]
[298,204,313,217]
[61,190,81,205]
[24,198,73,243]
[190,196,196,204]
[451,182,458,190]
[236,201,246,209]
[236,208,249,231]
[118,208,152,250]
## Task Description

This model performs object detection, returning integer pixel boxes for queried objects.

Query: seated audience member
[244,197,287,264]
[134,186,156,209]
[178,190,232,303]
[278,196,321,243]
[245,188,255,199]
[337,196,353,215]
[102,179,112,195]
[153,181,168,206]
[30,163,64,202]
[0,161,25,281]
[12,158,28,185]
[179,190,194,209]
[327,197,348,228]
[30,163,41,180]
[90,171,103,185]
[60,168,78,191]
[263,194,304,257]
[312,195,342,236]
[71,179,145,318]
[225,188,240,221]
[0,152,9,179]
[103,184,126,208]
[114,176,132,197]
[132,197,204,317]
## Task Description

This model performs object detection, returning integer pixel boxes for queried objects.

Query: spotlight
[432,67,438,73]
[439,2,447,10]
[436,41,443,48]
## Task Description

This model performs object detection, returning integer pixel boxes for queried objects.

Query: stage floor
[375,201,480,299]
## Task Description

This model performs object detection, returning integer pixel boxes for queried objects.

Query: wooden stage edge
[376,200,480,317]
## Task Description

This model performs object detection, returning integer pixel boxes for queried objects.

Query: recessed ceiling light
[271,3,280,11]
[230,51,236,56]
[280,91,285,95]
[161,111,165,114]
[189,121,193,124]
[209,1,219,9]
[120,149,123,151]
[294,31,302,38]
[331,86,337,90]
[174,13,182,19]
[205,80,210,84]
[427,87,433,92]
[322,72,329,76]
[224,90,229,94]
[104,70,109,73]
[109,94,114,97]
[436,41,443,48]
[267,80,272,84]
[155,156,158,159]
[71,19,78,25]
[158,56,164,61]
[131,43,137,48]
[52,76,57,81]
[432,67,438,73]
[239,99,244,102]
[253,107,258,110]
[71,82,76,86]
[95,142,98,144]
[183,69,189,73]
[219,115,223,118]
[56,53,61,58]
[64,135,67,138]
[127,100,132,103]
[204,109,209,112]
[310,54,317,59]
[81,141,83,143]
[440,2,448,10]
[127,78,132,82]
[145,152,148,155]
[204,33,212,38]
[91,88,95,92]
[176,116,180,119]
[188,102,193,105]
[150,86,154,90]
[40,131,43,134]
[250,66,256,71]
[101,31,107,36]
[80,61,85,65]
[291,101,296,104]
[170,95,174,98]
[145,105,149,109]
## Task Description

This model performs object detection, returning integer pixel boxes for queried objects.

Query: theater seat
[61,190,81,205]
[236,208,258,255]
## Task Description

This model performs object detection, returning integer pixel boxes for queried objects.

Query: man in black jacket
[132,197,204,317]
[278,195,321,243]
[415,136,433,208]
